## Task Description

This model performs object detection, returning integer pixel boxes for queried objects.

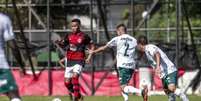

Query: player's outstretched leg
[123,85,148,101]
[174,88,189,101]
[121,92,129,101]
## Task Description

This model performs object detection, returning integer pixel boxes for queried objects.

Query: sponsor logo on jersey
[122,62,134,66]
[120,37,132,41]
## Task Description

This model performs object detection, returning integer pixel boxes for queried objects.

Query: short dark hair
[116,24,127,32]
[72,18,81,25]
[137,35,148,45]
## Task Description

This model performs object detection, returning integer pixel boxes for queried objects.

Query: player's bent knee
[168,84,176,92]
[169,88,176,92]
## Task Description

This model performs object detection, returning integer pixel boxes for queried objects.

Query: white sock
[168,93,176,101]
[175,88,189,101]
[124,86,142,94]
[121,92,128,101]
[11,98,21,101]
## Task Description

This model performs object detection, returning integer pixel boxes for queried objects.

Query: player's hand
[60,66,65,69]
[85,58,91,64]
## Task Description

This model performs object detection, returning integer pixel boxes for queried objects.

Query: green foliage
[146,1,201,42]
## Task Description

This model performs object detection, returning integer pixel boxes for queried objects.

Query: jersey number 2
[124,43,129,56]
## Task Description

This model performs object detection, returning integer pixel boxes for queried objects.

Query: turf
[0,95,200,101]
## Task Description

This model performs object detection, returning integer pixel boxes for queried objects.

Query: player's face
[71,22,80,33]
[137,44,145,52]
[116,26,126,36]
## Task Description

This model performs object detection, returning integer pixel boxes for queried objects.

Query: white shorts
[0,55,10,69]
[64,64,83,78]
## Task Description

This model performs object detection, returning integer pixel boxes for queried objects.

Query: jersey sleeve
[84,34,93,45]
[147,45,158,56]
[3,18,15,41]
[106,37,117,47]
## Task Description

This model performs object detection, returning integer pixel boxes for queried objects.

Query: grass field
[0,95,200,101]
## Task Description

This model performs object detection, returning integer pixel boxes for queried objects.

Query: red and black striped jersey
[63,31,92,66]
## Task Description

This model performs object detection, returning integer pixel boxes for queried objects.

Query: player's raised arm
[90,35,117,55]
[90,45,108,55]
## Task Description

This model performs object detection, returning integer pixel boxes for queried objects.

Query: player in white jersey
[137,35,189,101]
[0,13,22,101]
[89,24,148,101]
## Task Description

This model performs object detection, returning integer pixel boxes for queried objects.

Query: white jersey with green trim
[107,34,137,69]
[0,13,15,69]
[145,44,177,77]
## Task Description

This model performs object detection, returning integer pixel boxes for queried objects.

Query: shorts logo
[0,79,7,87]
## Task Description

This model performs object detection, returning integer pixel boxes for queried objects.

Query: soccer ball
[142,11,149,18]
[52,98,61,101]
[140,79,148,88]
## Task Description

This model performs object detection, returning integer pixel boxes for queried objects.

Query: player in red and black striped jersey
[56,18,94,101]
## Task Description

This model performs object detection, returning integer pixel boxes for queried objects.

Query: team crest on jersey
[69,37,72,41]
[77,38,82,43]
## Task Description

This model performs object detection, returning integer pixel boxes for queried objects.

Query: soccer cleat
[141,86,148,101]
[72,94,83,101]
[73,97,83,101]
[78,95,84,101]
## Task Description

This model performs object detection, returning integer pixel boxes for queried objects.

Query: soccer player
[0,13,22,101]
[137,35,189,101]
[89,24,148,101]
[56,18,94,101]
